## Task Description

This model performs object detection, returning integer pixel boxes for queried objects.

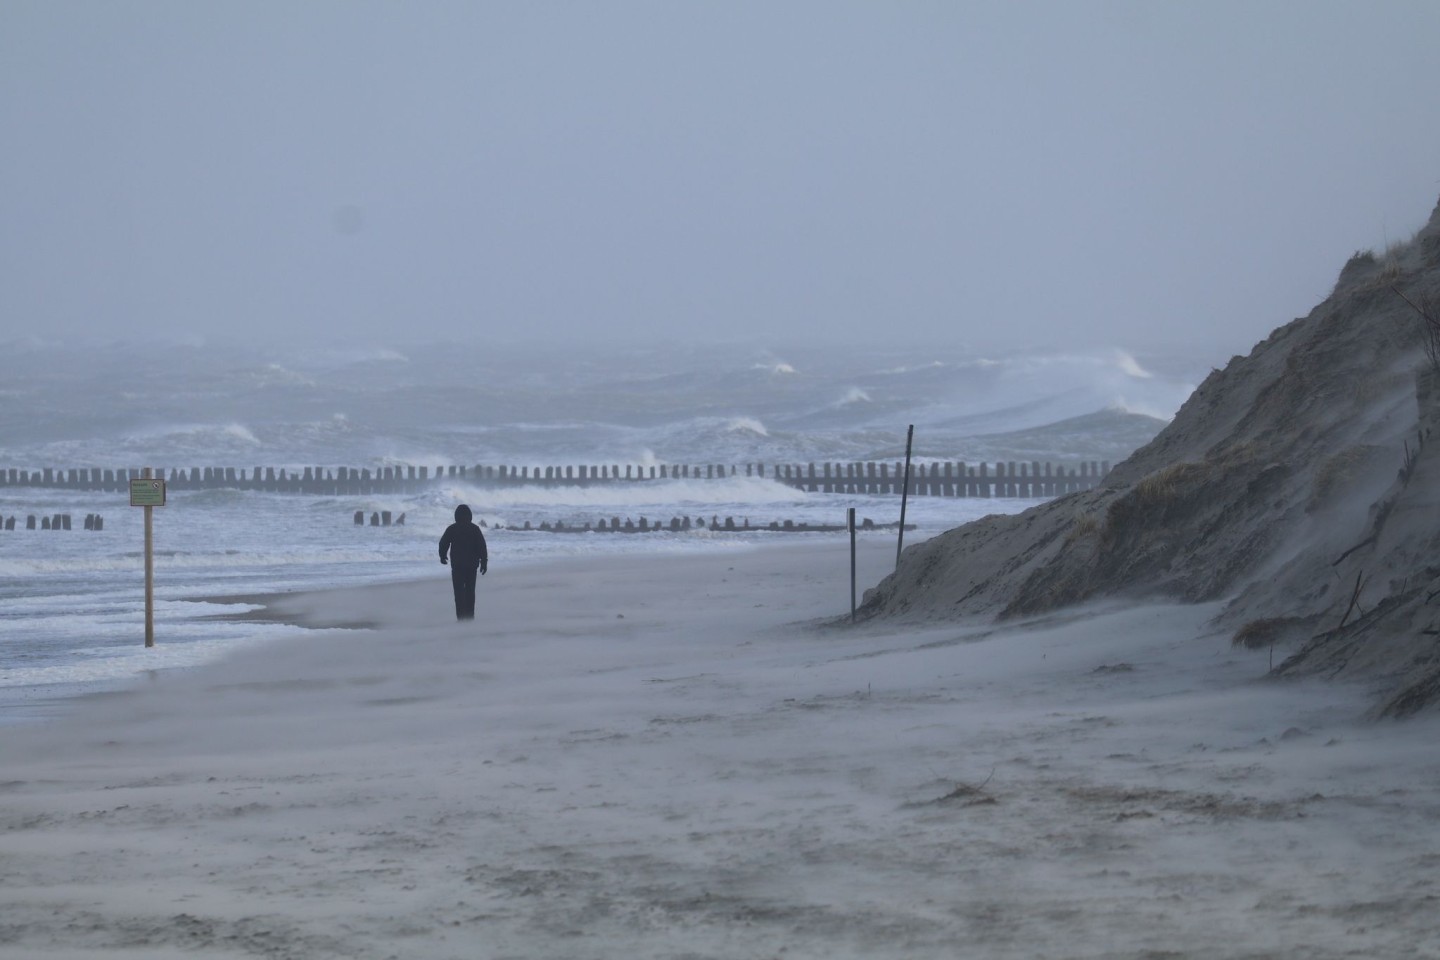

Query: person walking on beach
[439,504,488,620]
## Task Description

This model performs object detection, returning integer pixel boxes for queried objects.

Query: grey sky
[3,1,1438,356]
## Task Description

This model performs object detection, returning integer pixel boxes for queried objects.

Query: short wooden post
[849,506,858,623]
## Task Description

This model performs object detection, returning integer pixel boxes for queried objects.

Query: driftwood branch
[1393,285,1440,372]
[1333,536,1375,568]
[1337,570,1367,631]
[1392,284,1430,317]
[1401,438,1421,486]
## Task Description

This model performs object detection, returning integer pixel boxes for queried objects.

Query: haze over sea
[0,338,1199,717]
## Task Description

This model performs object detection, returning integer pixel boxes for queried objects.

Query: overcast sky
[3,1,1438,356]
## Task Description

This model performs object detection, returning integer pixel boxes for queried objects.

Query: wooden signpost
[129,469,165,647]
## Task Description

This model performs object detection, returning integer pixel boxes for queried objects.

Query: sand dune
[860,195,1440,718]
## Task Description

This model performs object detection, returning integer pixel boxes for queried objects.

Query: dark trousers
[451,564,478,620]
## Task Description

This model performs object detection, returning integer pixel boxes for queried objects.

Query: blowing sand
[2,538,1439,959]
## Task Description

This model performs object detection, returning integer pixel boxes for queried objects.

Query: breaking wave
[433,476,808,510]
[725,417,769,436]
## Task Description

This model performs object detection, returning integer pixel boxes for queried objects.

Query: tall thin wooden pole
[143,467,154,648]
[896,424,914,570]
[848,507,857,622]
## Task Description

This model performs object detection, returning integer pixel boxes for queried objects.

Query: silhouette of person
[439,504,488,620]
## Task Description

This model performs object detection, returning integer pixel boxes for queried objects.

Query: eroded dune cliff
[861,196,1440,715]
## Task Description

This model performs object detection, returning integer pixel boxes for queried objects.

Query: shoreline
[193,536,902,633]
[0,535,905,728]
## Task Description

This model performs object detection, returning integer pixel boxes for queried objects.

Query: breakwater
[0,513,102,531]
[350,512,910,534]
[0,460,1108,499]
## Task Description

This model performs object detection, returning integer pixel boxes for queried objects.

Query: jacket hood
[454,504,472,523]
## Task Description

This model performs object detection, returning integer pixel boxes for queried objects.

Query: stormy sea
[0,337,1200,717]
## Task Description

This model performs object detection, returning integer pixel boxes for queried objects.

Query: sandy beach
[3,537,1440,959]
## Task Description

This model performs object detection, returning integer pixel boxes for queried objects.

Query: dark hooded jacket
[439,504,488,569]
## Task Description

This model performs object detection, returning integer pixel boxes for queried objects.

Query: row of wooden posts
[0,513,104,530]
[349,511,909,534]
[354,511,406,526]
[512,516,915,534]
[0,460,1109,499]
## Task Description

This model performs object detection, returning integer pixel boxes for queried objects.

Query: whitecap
[440,476,808,510]
[120,422,263,446]
[256,363,317,387]
[221,423,263,445]
[878,361,946,375]
[725,417,770,436]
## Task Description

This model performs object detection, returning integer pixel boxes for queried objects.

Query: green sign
[129,478,167,507]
